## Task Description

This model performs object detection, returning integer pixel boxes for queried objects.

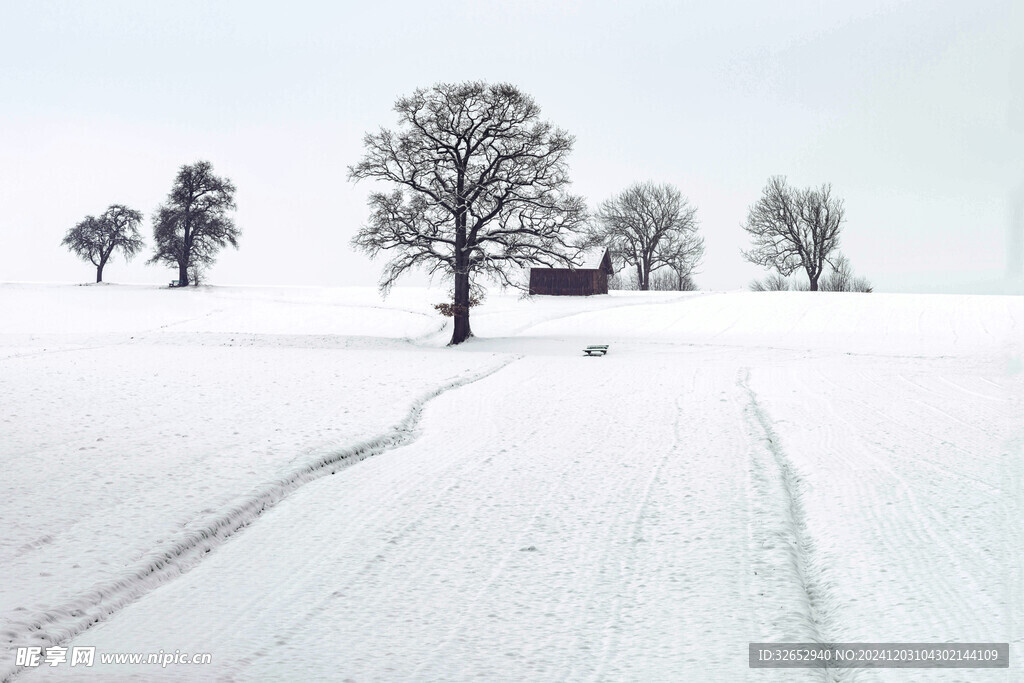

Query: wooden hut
[529,249,613,296]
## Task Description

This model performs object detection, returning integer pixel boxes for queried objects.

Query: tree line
[62,81,871,345]
[350,81,871,345]
[62,161,239,286]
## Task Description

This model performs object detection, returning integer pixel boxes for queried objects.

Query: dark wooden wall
[529,269,608,296]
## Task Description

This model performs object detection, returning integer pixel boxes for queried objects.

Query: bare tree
[350,81,587,345]
[595,182,700,291]
[658,227,704,291]
[821,253,873,292]
[61,204,144,283]
[608,271,634,291]
[742,176,844,291]
[648,269,697,291]
[149,161,239,287]
[748,273,791,291]
[820,252,853,292]
[679,272,698,291]
[851,275,873,293]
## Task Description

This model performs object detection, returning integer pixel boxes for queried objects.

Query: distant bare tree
[648,270,673,291]
[821,253,853,292]
[742,176,844,291]
[61,204,144,283]
[350,81,587,345]
[595,182,701,291]
[748,273,791,291]
[648,269,698,291]
[851,277,872,293]
[821,253,873,292]
[187,261,205,287]
[608,271,633,291]
[149,161,239,287]
[659,227,704,290]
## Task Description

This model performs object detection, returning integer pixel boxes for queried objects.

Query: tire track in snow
[739,368,845,683]
[0,355,521,683]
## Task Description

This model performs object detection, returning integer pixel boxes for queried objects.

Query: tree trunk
[97,245,116,284]
[450,270,473,345]
[809,275,818,291]
[450,192,472,345]
[179,216,192,287]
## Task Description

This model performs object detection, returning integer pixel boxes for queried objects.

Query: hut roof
[574,248,613,273]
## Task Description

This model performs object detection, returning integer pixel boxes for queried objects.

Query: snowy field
[1,283,1022,682]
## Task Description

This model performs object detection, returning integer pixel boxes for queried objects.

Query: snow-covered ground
[1,283,1021,681]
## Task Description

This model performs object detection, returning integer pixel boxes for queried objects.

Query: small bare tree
[821,252,853,292]
[748,273,791,291]
[821,253,873,292]
[608,271,634,290]
[742,176,844,291]
[61,204,144,283]
[350,82,587,345]
[851,275,873,293]
[595,182,701,291]
[647,269,695,291]
[149,161,239,287]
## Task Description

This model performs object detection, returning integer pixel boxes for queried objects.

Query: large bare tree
[742,176,844,291]
[149,161,239,287]
[349,81,587,345]
[595,182,701,291]
[61,204,144,283]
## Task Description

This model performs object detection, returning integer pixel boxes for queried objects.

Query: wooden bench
[583,345,609,356]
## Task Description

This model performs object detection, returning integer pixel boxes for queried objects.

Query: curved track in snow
[1,357,519,683]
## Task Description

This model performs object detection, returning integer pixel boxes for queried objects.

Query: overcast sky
[1,0,1021,293]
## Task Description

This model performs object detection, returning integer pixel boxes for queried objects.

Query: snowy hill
[1,283,1021,681]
